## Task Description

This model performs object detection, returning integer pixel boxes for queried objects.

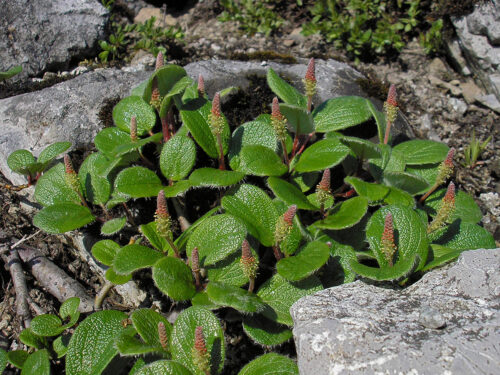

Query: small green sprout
[462,130,491,169]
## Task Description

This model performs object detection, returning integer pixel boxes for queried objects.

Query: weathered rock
[0,0,108,81]
[291,249,500,375]
[450,1,500,101]
[0,68,151,185]
[476,94,500,114]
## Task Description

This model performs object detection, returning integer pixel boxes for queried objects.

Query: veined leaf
[276,241,330,281]
[7,149,36,175]
[238,145,287,176]
[92,240,120,266]
[143,64,187,103]
[242,316,292,348]
[170,306,225,375]
[279,103,314,135]
[134,361,193,375]
[221,184,278,247]
[114,167,164,198]
[313,196,368,230]
[393,140,449,165]
[187,214,247,266]
[153,257,196,301]
[189,168,244,187]
[266,68,307,108]
[383,171,429,195]
[423,188,483,224]
[341,136,382,160]
[295,138,350,172]
[268,177,316,210]
[131,309,172,349]
[314,96,373,133]
[101,217,127,235]
[33,203,95,234]
[113,244,164,275]
[238,353,298,375]
[21,350,50,375]
[37,142,72,164]
[160,135,196,181]
[432,221,495,250]
[78,152,111,205]
[66,310,127,375]
[94,127,132,157]
[113,96,156,136]
[206,282,265,313]
[35,163,81,206]
[350,254,419,281]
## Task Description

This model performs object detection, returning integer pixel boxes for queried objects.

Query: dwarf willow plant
[6,54,495,374]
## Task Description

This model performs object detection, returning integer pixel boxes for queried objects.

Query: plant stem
[383,121,392,145]
[280,139,290,167]
[172,198,191,232]
[122,202,136,226]
[291,134,299,157]
[296,132,315,156]
[272,245,283,261]
[419,184,438,203]
[165,236,180,258]
[248,277,255,293]
[94,281,113,310]
[216,133,225,170]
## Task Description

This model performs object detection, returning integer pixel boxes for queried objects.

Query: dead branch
[16,245,94,313]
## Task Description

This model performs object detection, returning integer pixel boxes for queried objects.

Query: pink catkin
[198,74,205,97]
[156,190,168,218]
[64,154,75,174]
[283,205,297,226]
[191,247,200,271]
[444,148,455,168]
[155,52,164,71]
[318,169,331,191]
[381,213,394,245]
[444,182,456,204]
[211,92,221,118]
[194,326,207,355]
[305,58,316,82]
[386,84,397,107]
[271,97,282,119]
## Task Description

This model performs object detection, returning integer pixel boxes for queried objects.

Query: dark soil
[1,0,499,374]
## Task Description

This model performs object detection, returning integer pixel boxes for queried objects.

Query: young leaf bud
[275,205,297,245]
[428,182,456,233]
[158,322,168,351]
[198,74,205,97]
[130,116,137,142]
[150,82,161,111]
[155,51,164,71]
[271,97,287,142]
[192,326,210,374]
[380,212,397,267]
[240,239,258,280]
[64,154,80,194]
[209,92,224,136]
[303,58,317,99]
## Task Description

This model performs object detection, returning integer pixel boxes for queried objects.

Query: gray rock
[291,249,500,375]
[448,97,468,116]
[476,94,500,114]
[0,68,150,185]
[0,0,108,81]
[451,2,500,101]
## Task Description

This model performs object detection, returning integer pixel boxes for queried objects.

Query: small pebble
[419,306,446,329]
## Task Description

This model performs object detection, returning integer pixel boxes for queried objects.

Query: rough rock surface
[0,0,108,81]
[291,249,500,375]
[0,68,150,185]
[450,1,500,101]
[0,59,413,185]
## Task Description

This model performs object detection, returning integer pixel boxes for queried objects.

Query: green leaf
[242,315,292,347]
[189,168,244,187]
[366,100,386,143]
[206,249,258,287]
[21,349,50,375]
[101,217,127,235]
[266,68,307,108]
[187,214,247,266]
[238,353,298,375]
[116,326,159,356]
[273,200,302,256]
[228,119,280,171]
[113,96,156,136]
[268,177,316,210]
[114,167,164,198]
[170,306,225,375]
[350,254,419,281]
[314,96,373,133]
[37,142,72,165]
[432,221,496,250]
[153,257,196,301]
[53,334,70,358]
[383,186,415,207]
[0,65,22,81]
[405,164,440,187]
[7,149,36,174]
[114,244,164,275]
[31,314,64,337]
[206,282,265,313]
[94,128,133,157]
[290,171,319,192]
[7,350,29,369]
[221,184,278,247]
[35,163,81,206]
[306,191,334,210]
[105,268,132,285]
[134,361,193,375]
[344,176,389,204]
[279,103,314,135]
[143,65,187,103]
[112,133,163,157]
[313,196,368,230]
[131,309,172,348]
[257,274,322,326]
[341,136,382,160]
[366,205,428,270]
[191,292,220,310]
[19,329,46,349]
[92,240,120,266]
[66,310,127,375]
[140,221,172,254]
[237,145,287,176]
[60,297,80,328]
[180,101,229,159]
[294,138,349,172]
[78,152,111,205]
[393,140,449,165]
[277,241,330,281]
[383,171,429,195]
[160,135,197,181]
[423,189,483,224]
[33,203,95,234]
[131,78,149,97]
[421,244,463,272]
